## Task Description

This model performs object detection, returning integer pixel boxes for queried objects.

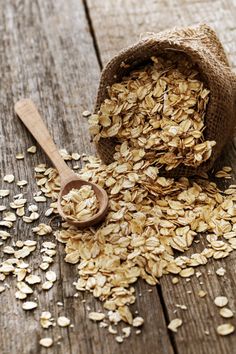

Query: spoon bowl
[57,178,109,228]
[15,99,109,228]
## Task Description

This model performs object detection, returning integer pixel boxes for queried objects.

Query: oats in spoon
[61,185,99,221]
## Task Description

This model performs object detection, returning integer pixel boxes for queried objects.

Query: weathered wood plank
[87,0,236,69]
[86,1,236,353]
[157,142,236,354]
[0,1,173,354]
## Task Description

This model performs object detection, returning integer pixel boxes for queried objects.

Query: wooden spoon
[14,99,109,228]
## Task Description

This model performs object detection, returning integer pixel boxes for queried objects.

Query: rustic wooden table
[0,1,236,354]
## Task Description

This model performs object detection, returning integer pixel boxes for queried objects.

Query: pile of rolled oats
[33,156,235,341]
[90,54,216,171]
[0,151,235,345]
[61,186,99,221]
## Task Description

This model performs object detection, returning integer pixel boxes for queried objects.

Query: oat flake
[216,323,235,336]
[168,318,183,332]
[22,301,38,310]
[219,308,234,319]
[39,337,53,348]
[89,312,105,321]
[57,316,71,327]
[214,296,228,307]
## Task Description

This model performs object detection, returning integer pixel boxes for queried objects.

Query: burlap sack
[94,24,236,176]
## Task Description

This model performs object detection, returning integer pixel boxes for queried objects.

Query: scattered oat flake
[214,296,228,307]
[89,312,105,321]
[32,223,52,235]
[3,246,15,254]
[3,211,16,222]
[16,153,24,160]
[0,230,11,239]
[172,277,179,284]
[15,269,27,281]
[198,290,207,298]
[59,149,72,160]
[3,174,15,183]
[24,240,37,246]
[40,262,50,271]
[10,198,27,209]
[39,337,53,348]
[168,318,183,332]
[29,212,39,220]
[42,241,56,249]
[17,281,33,294]
[216,267,226,276]
[22,215,33,223]
[14,246,32,258]
[115,336,123,343]
[57,316,71,327]
[122,327,131,338]
[42,256,53,264]
[33,196,47,202]
[82,110,91,117]
[0,190,10,198]
[99,321,108,328]
[40,311,53,328]
[176,304,187,310]
[25,274,41,284]
[17,180,28,187]
[42,281,53,290]
[27,145,37,153]
[45,271,57,282]
[216,323,235,336]
[15,291,27,300]
[45,208,53,217]
[22,301,38,310]
[108,325,117,334]
[0,220,13,228]
[219,308,234,318]
[71,153,81,161]
[179,268,194,278]
[0,264,15,273]
[16,207,25,217]
[28,205,38,213]
[132,316,144,327]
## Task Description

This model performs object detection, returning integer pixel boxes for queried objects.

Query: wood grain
[87,1,236,354]
[0,1,173,354]
[87,0,236,70]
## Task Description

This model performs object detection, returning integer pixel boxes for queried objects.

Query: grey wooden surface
[0,1,236,353]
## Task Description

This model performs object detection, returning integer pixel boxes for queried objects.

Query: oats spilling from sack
[94,24,236,176]
[90,53,215,172]
[61,185,99,222]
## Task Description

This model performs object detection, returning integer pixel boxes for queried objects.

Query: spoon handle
[14,99,74,180]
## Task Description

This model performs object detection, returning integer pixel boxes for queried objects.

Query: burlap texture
[94,24,236,176]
